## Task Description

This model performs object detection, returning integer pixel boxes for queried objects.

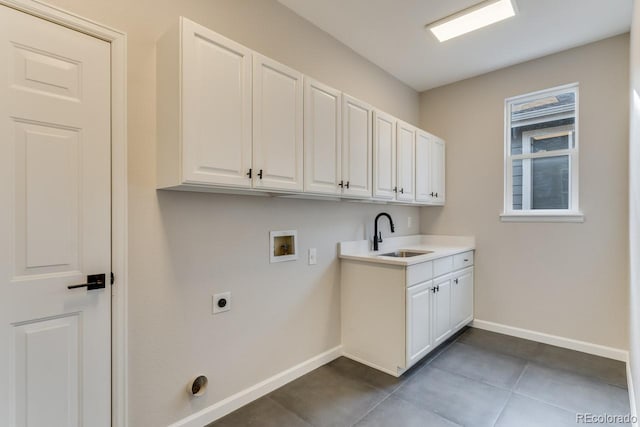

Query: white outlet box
[308,248,317,265]
[213,292,231,314]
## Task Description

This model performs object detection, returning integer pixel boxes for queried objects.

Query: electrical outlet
[212,292,231,314]
[308,248,317,265]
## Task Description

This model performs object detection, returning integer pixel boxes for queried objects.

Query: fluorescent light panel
[427,0,517,42]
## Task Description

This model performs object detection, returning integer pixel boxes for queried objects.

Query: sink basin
[378,250,433,258]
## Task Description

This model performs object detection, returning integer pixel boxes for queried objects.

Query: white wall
[34,0,421,425]
[629,0,640,415]
[419,35,630,351]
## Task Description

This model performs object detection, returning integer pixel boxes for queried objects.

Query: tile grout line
[265,396,315,426]
[491,363,530,427]
[491,391,513,427]
[348,393,392,427]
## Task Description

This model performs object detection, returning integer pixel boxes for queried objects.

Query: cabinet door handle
[400,188,404,194]
[246,168,252,179]
[430,192,434,197]
[345,181,350,189]
[435,192,438,198]
[257,169,263,179]
[338,180,344,188]
[393,187,398,193]
[454,278,459,284]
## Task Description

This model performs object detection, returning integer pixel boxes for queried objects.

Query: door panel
[415,131,431,203]
[0,6,111,427]
[182,19,252,187]
[304,78,341,195]
[373,110,396,200]
[452,268,474,330]
[406,282,432,367]
[253,54,303,191]
[430,138,446,203]
[396,121,415,202]
[432,277,452,346]
[342,95,372,198]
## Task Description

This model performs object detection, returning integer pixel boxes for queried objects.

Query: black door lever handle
[68,274,106,291]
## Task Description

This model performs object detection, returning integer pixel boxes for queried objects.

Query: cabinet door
[396,121,415,202]
[253,54,303,192]
[342,95,372,198]
[432,275,452,346]
[452,267,474,330]
[429,138,446,204]
[406,281,432,367]
[181,19,252,187]
[415,131,431,203]
[373,110,396,200]
[304,79,341,195]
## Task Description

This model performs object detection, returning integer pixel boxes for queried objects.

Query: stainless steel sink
[378,250,433,258]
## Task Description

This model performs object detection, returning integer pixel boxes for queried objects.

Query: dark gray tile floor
[210,328,631,427]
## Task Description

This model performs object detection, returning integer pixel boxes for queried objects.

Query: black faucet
[373,212,395,251]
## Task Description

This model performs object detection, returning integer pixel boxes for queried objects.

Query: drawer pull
[464,259,469,262]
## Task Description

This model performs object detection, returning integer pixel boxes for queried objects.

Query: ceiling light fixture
[427,0,517,42]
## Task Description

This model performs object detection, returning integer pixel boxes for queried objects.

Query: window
[502,83,583,222]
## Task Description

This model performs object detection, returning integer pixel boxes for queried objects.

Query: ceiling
[277,0,633,91]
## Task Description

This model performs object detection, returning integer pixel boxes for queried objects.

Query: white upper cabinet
[253,54,304,192]
[342,95,373,199]
[157,17,253,189]
[429,137,446,204]
[415,130,431,202]
[304,78,342,195]
[373,110,397,200]
[396,121,416,202]
[157,17,445,204]
[416,131,446,205]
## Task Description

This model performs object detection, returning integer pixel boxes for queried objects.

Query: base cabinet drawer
[433,256,453,277]
[453,251,474,270]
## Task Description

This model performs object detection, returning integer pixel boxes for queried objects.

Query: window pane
[512,159,523,210]
[531,156,569,209]
[510,91,575,155]
[531,133,570,153]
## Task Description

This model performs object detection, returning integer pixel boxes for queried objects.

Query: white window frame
[501,83,584,223]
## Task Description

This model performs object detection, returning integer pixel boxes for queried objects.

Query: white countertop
[339,234,475,266]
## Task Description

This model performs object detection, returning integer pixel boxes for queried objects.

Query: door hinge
[111,272,115,285]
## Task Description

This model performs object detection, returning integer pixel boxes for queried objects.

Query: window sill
[500,212,584,223]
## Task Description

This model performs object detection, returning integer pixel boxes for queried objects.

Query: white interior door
[0,5,111,427]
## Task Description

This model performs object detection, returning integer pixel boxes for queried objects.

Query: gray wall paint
[629,0,639,415]
[419,34,630,351]
[39,0,420,425]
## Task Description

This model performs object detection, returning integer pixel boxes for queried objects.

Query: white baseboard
[629,362,639,427]
[341,352,400,377]
[471,319,628,362]
[168,345,343,427]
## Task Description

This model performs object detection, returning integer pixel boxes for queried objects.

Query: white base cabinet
[342,251,474,377]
